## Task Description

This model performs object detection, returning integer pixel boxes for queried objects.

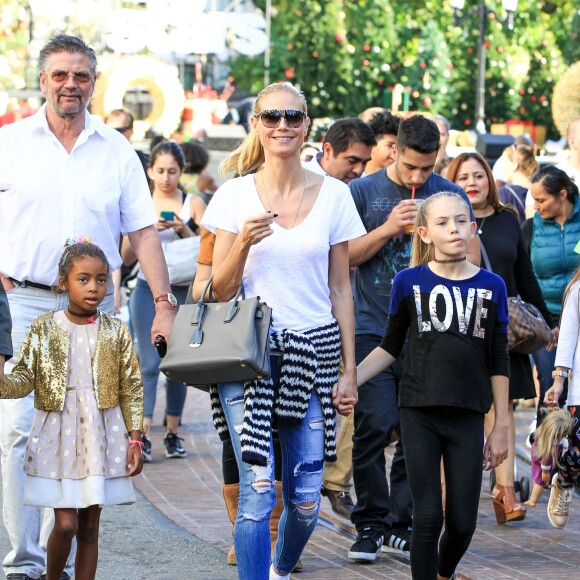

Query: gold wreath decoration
[552,61,580,137]
[91,55,184,139]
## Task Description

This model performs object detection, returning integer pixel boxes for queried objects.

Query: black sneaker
[142,434,153,463]
[348,526,385,562]
[382,527,411,559]
[164,431,187,458]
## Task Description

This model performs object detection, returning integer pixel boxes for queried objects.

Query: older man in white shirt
[0,35,174,580]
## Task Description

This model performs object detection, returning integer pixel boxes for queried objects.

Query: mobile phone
[160,211,175,221]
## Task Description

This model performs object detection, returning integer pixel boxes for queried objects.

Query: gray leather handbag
[159,276,272,388]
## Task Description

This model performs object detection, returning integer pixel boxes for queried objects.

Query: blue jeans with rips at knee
[218,357,325,579]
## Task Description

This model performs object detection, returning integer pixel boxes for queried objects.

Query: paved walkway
[134,387,580,579]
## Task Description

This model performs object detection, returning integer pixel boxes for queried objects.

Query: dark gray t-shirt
[349,169,472,337]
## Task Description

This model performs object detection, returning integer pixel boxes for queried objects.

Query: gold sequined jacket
[0,311,143,432]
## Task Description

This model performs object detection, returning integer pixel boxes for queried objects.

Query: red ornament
[531,96,537,102]
[448,63,454,70]
[336,33,345,43]
[467,47,473,54]
[498,46,504,53]
[287,44,293,50]
[483,40,490,49]
[423,97,432,106]
[285,69,295,79]
[519,89,525,95]
[519,106,526,115]
[377,79,384,86]
[465,119,471,126]
[419,62,427,69]
[312,51,319,58]
[363,59,370,66]
[364,44,371,51]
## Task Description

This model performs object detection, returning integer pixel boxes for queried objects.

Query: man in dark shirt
[304,117,375,184]
[0,284,12,382]
[347,115,479,562]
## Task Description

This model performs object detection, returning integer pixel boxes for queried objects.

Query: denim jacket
[0,311,143,432]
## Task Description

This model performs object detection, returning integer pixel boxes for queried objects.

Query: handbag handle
[189,275,246,347]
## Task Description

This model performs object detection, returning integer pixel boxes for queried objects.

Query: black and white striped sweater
[209,320,342,466]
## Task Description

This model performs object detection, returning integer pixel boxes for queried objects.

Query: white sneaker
[547,473,572,528]
[269,565,289,579]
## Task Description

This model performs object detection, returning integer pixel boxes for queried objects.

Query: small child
[0,241,144,580]
[355,192,510,580]
[535,264,580,528]
[534,408,577,527]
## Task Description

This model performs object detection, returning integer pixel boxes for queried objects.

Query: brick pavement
[134,387,580,579]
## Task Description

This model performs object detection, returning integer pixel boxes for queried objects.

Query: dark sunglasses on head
[256,109,306,128]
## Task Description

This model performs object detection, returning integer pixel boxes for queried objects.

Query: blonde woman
[201,82,365,580]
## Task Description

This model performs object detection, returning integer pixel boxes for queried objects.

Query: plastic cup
[403,199,422,234]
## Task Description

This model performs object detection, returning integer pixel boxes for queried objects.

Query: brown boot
[270,480,303,571]
[223,483,239,565]
[491,484,526,524]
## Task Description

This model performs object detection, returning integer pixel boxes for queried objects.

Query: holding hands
[332,368,358,417]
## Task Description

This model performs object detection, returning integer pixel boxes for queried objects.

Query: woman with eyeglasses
[201,82,365,580]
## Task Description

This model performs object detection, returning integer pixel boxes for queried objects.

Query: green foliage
[229,0,580,139]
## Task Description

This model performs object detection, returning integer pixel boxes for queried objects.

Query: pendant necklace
[67,307,97,324]
[477,216,487,235]
[261,170,306,229]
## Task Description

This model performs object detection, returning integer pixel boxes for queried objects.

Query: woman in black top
[448,152,557,524]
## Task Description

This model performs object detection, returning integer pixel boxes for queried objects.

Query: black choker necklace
[433,256,467,264]
[67,307,98,323]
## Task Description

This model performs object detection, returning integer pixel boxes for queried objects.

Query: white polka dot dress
[23,310,135,508]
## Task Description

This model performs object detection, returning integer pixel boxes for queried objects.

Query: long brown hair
[446,151,516,216]
[410,191,471,267]
[219,82,307,177]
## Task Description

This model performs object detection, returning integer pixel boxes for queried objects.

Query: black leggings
[222,436,283,484]
[400,407,484,580]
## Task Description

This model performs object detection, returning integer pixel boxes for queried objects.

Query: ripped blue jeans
[218,358,325,580]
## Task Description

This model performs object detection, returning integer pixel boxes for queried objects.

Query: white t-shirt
[202,173,366,332]
[303,153,327,176]
[557,160,580,184]
[555,281,580,405]
[0,105,155,285]
[137,193,194,282]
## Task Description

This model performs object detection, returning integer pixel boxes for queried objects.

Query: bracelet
[552,370,573,379]
[129,439,144,455]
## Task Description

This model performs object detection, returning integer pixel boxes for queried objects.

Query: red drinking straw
[411,185,416,199]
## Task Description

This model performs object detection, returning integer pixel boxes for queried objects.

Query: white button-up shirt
[0,105,156,285]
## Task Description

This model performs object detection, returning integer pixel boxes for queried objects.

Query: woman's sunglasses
[255,109,306,128]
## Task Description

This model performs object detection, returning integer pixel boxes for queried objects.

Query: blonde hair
[410,191,471,267]
[219,82,307,177]
[562,264,580,318]
[534,408,574,470]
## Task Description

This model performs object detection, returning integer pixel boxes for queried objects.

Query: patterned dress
[23,311,135,508]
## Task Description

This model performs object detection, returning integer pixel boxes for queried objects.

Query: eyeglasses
[255,109,306,128]
[47,70,94,84]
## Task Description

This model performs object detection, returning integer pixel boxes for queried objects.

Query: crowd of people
[1,33,580,580]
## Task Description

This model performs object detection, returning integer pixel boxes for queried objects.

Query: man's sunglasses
[255,109,306,128]
[48,70,94,84]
